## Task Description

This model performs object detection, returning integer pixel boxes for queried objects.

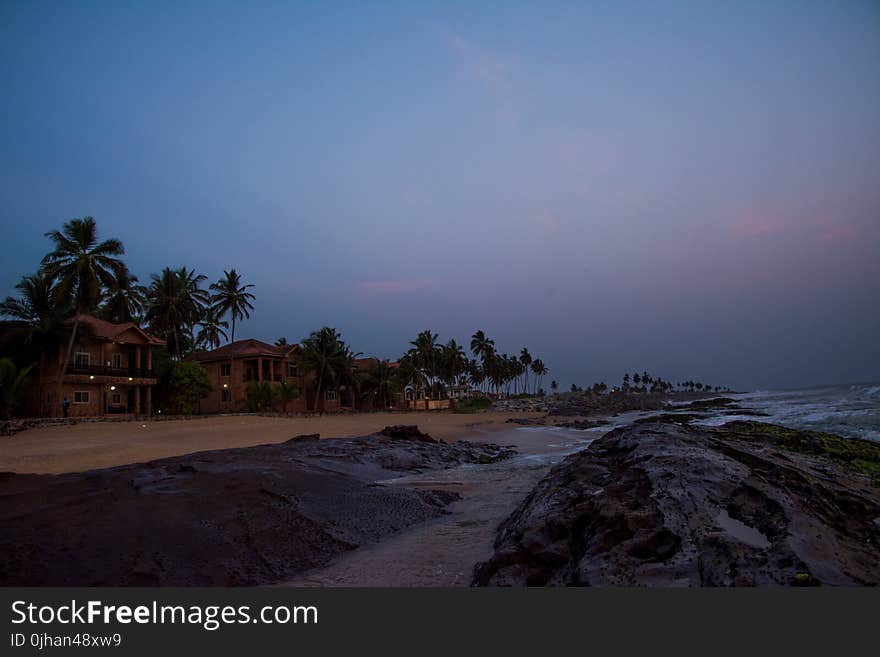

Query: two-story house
[187,339,321,413]
[34,315,164,417]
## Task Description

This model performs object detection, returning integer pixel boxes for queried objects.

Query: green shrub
[453,396,493,414]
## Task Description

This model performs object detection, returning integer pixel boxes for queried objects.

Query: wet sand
[0,411,542,474]
[284,426,598,587]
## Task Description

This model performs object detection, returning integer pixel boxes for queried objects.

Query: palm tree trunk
[38,352,45,418]
[231,315,236,343]
[55,315,80,417]
[313,375,322,413]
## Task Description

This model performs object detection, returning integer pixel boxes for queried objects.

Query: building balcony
[67,363,156,380]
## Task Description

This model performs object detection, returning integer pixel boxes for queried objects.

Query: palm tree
[531,359,548,394]
[1,272,65,326]
[550,380,558,395]
[470,330,495,362]
[364,360,399,408]
[40,217,126,414]
[519,348,532,395]
[1,272,73,417]
[179,267,209,347]
[195,306,228,350]
[100,267,146,324]
[441,339,466,394]
[337,345,364,409]
[0,358,34,419]
[276,379,300,413]
[246,380,276,412]
[275,337,288,346]
[410,330,440,397]
[210,269,255,342]
[144,267,207,358]
[466,358,484,394]
[298,327,347,412]
[397,353,427,403]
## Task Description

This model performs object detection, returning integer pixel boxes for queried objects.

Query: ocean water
[694,382,880,442]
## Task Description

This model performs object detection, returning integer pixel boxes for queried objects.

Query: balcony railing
[68,363,156,378]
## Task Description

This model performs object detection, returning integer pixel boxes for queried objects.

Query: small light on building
[89,375,95,380]
[223,383,228,388]
[128,377,133,381]
[110,385,116,391]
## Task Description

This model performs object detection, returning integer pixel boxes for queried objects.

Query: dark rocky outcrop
[378,425,438,442]
[474,421,880,586]
[0,429,514,586]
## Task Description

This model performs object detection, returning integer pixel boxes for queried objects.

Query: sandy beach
[0,411,542,474]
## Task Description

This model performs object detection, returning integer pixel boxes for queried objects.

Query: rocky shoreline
[473,420,880,586]
[0,426,513,586]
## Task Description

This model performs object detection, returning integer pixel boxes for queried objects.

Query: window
[111,393,122,405]
[325,389,337,401]
[221,389,232,402]
[220,363,231,377]
[286,363,299,377]
[74,352,90,368]
[73,391,90,404]
[112,353,122,369]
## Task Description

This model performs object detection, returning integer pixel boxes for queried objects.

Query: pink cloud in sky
[539,210,559,232]
[731,211,790,237]
[732,208,865,247]
[357,279,434,295]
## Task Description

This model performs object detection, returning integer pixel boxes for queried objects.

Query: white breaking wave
[698,382,880,442]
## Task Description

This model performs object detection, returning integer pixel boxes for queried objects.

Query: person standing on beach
[62,397,70,418]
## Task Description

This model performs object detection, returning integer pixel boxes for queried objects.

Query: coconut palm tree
[1,272,64,326]
[441,339,467,394]
[100,267,146,324]
[519,348,532,395]
[40,217,126,414]
[337,345,364,409]
[179,267,210,346]
[470,330,495,363]
[396,352,427,402]
[276,379,300,413]
[210,269,255,343]
[410,330,440,397]
[466,358,484,394]
[195,306,228,350]
[299,327,347,412]
[531,359,548,394]
[1,272,74,417]
[364,360,399,408]
[0,358,34,419]
[144,267,208,358]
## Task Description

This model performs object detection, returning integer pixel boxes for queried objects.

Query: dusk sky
[2,1,878,391]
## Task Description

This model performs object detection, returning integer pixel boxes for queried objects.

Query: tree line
[0,217,551,416]
[0,217,259,415]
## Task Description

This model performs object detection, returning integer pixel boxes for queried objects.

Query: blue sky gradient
[2,1,879,390]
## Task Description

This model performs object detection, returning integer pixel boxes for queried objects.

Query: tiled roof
[71,315,165,345]
[188,338,299,363]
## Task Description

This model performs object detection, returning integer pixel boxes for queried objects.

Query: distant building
[188,339,315,413]
[26,314,164,417]
[186,343,405,413]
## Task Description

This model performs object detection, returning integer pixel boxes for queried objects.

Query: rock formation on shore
[0,427,513,586]
[474,420,880,586]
